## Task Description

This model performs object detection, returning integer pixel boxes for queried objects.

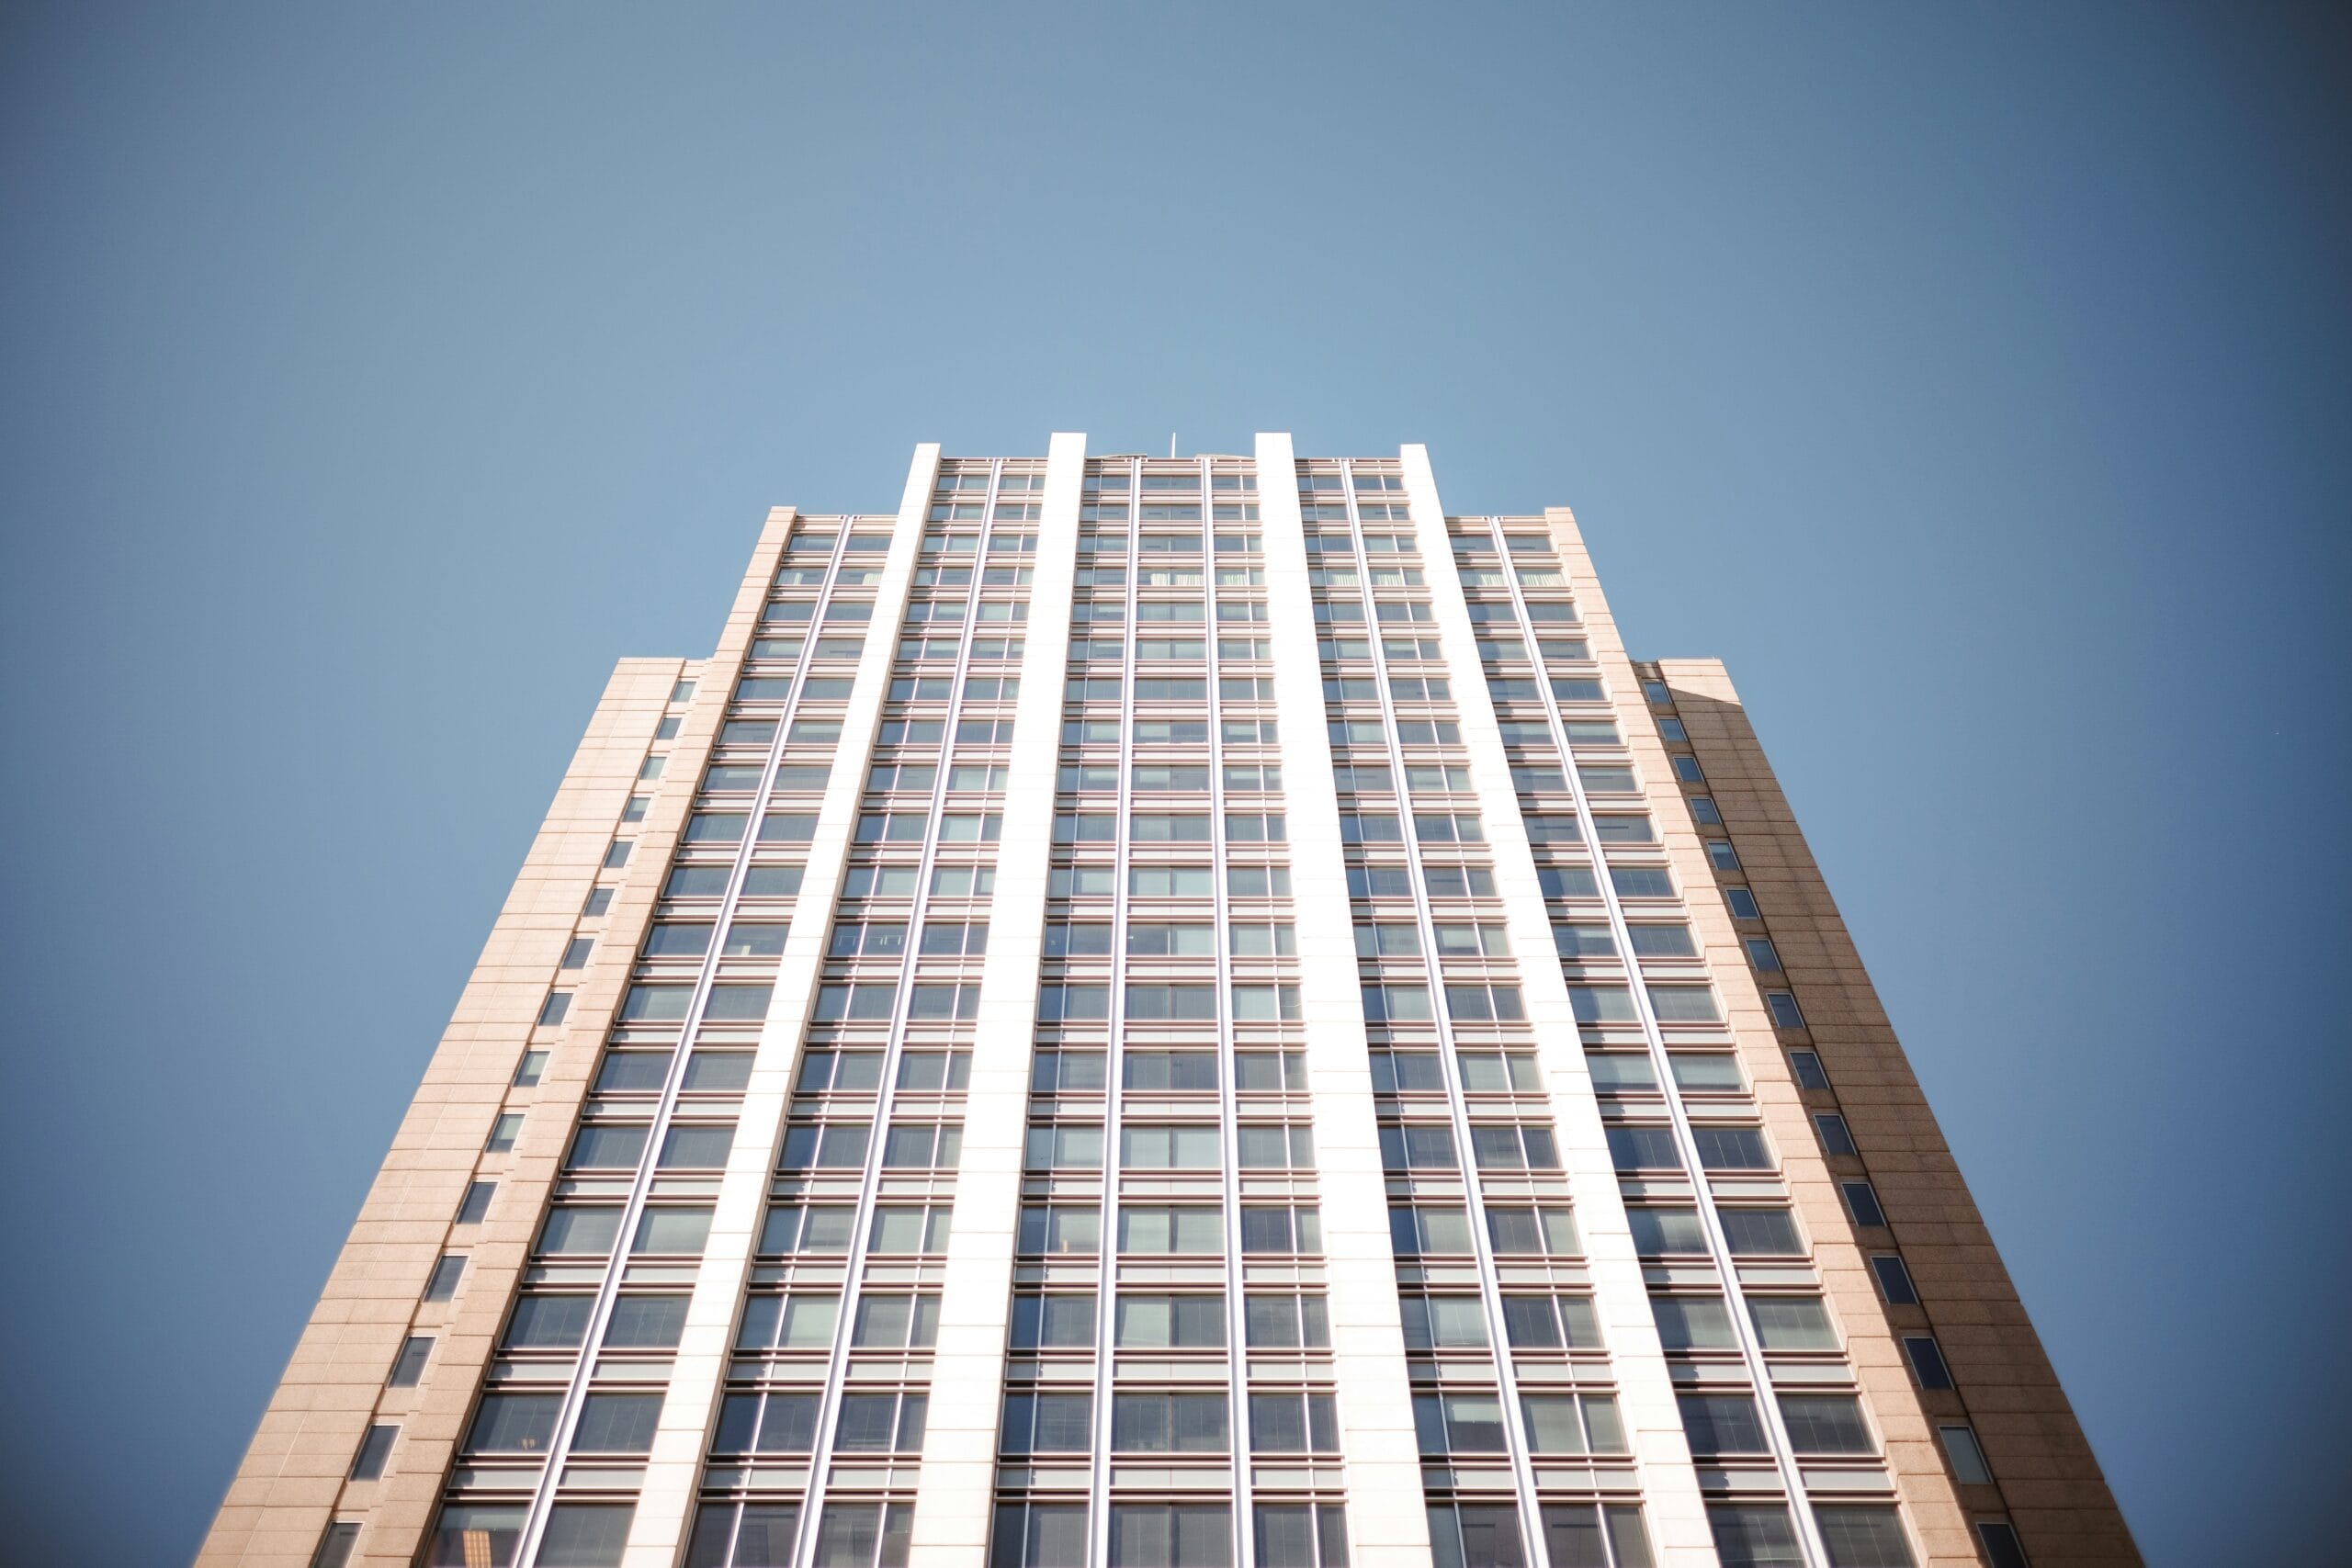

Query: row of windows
[1033,984,1302,1022]
[1060,718,1281,745]
[1016,1202,1317,1257]
[1017,1123,1315,1171]
[1006,1292,1329,1350]
[987,1501,1345,1568]
[1051,812,1286,842]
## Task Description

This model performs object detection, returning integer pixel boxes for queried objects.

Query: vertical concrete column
[1397,450,1718,1565]
[910,431,1087,1565]
[625,453,940,1564]
[1255,432,1433,1568]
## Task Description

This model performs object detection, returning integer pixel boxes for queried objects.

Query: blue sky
[2,5,2346,1563]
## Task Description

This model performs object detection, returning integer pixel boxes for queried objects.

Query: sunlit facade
[199,436,2138,1568]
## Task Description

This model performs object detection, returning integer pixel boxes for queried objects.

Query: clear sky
[2,5,2346,1563]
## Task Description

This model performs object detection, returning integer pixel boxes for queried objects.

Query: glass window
[513,1050,548,1087]
[1112,1392,1230,1451]
[1542,1504,1653,1568]
[1116,1294,1227,1348]
[465,1394,560,1453]
[1399,1295,1490,1349]
[1975,1523,2030,1568]
[424,1255,465,1301]
[1426,1504,1527,1568]
[389,1336,433,1387]
[1253,1504,1349,1568]
[1724,886,1761,919]
[990,1503,1089,1568]
[1653,1293,1737,1350]
[1842,1181,1888,1228]
[455,1181,496,1224]
[568,1124,648,1168]
[504,1295,592,1348]
[686,1502,800,1568]
[1018,1205,1101,1256]
[1939,1423,1995,1485]
[1522,1392,1626,1453]
[1627,1207,1706,1255]
[867,1204,952,1253]
[1606,1126,1680,1171]
[832,1391,928,1452]
[1241,1204,1322,1254]
[575,1393,662,1453]
[632,1207,714,1255]
[1108,1504,1232,1568]
[429,1506,526,1568]
[1749,1296,1838,1350]
[1690,1126,1771,1170]
[1678,1393,1768,1453]
[1117,1205,1223,1254]
[1625,923,1696,957]
[1010,1293,1096,1348]
[1706,1506,1798,1568]
[1815,1113,1858,1156]
[811,1503,912,1568]
[1871,1254,1919,1305]
[606,1295,690,1348]
[1485,1204,1578,1256]
[1001,1391,1095,1454]
[538,1213,620,1259]
[710,1392,820,1453]
[1904,1336,1955,1389]
[1243,1293,1331,1348]
[349,1423,397,1479]
[1413,1391,1509,1454]
[1781,1394,1874,1454]
[310,1523,361,1568]
[1814,1507,1916,1568]
[1501,1293,1603,1349]
[1788,1050,1831,1090]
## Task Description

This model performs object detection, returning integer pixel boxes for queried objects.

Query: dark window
[1905,1336,1955,1390]
[310,1523,361,1568]
[349,1424,397,1480]
[455,1181,496,1224]
[389,1336,433,1388]
[424,1255,465,1302]
[1871,1254,1919,1305]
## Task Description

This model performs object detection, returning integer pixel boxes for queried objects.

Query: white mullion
[1340,463,1554,1568]
[1086,454,1142,1568]
[517,514,855,1568]
[622,453,935,1567]
[907,432,1084,1568]
[1483,517,1829,1567]
[1200,460,1256,1568]
[787,466,1001,1564]
[1253,431,1430,1568]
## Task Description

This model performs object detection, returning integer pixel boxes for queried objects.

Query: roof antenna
[1170,433,1177,459]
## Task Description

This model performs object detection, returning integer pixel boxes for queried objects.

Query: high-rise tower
[201,437,2138,1568]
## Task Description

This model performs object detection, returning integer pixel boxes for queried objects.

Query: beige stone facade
[1652,656,2139,1568]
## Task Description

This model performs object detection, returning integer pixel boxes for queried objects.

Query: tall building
[201,436,2138,1568]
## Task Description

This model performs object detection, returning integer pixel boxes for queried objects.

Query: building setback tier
[200,436,2140,1568]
